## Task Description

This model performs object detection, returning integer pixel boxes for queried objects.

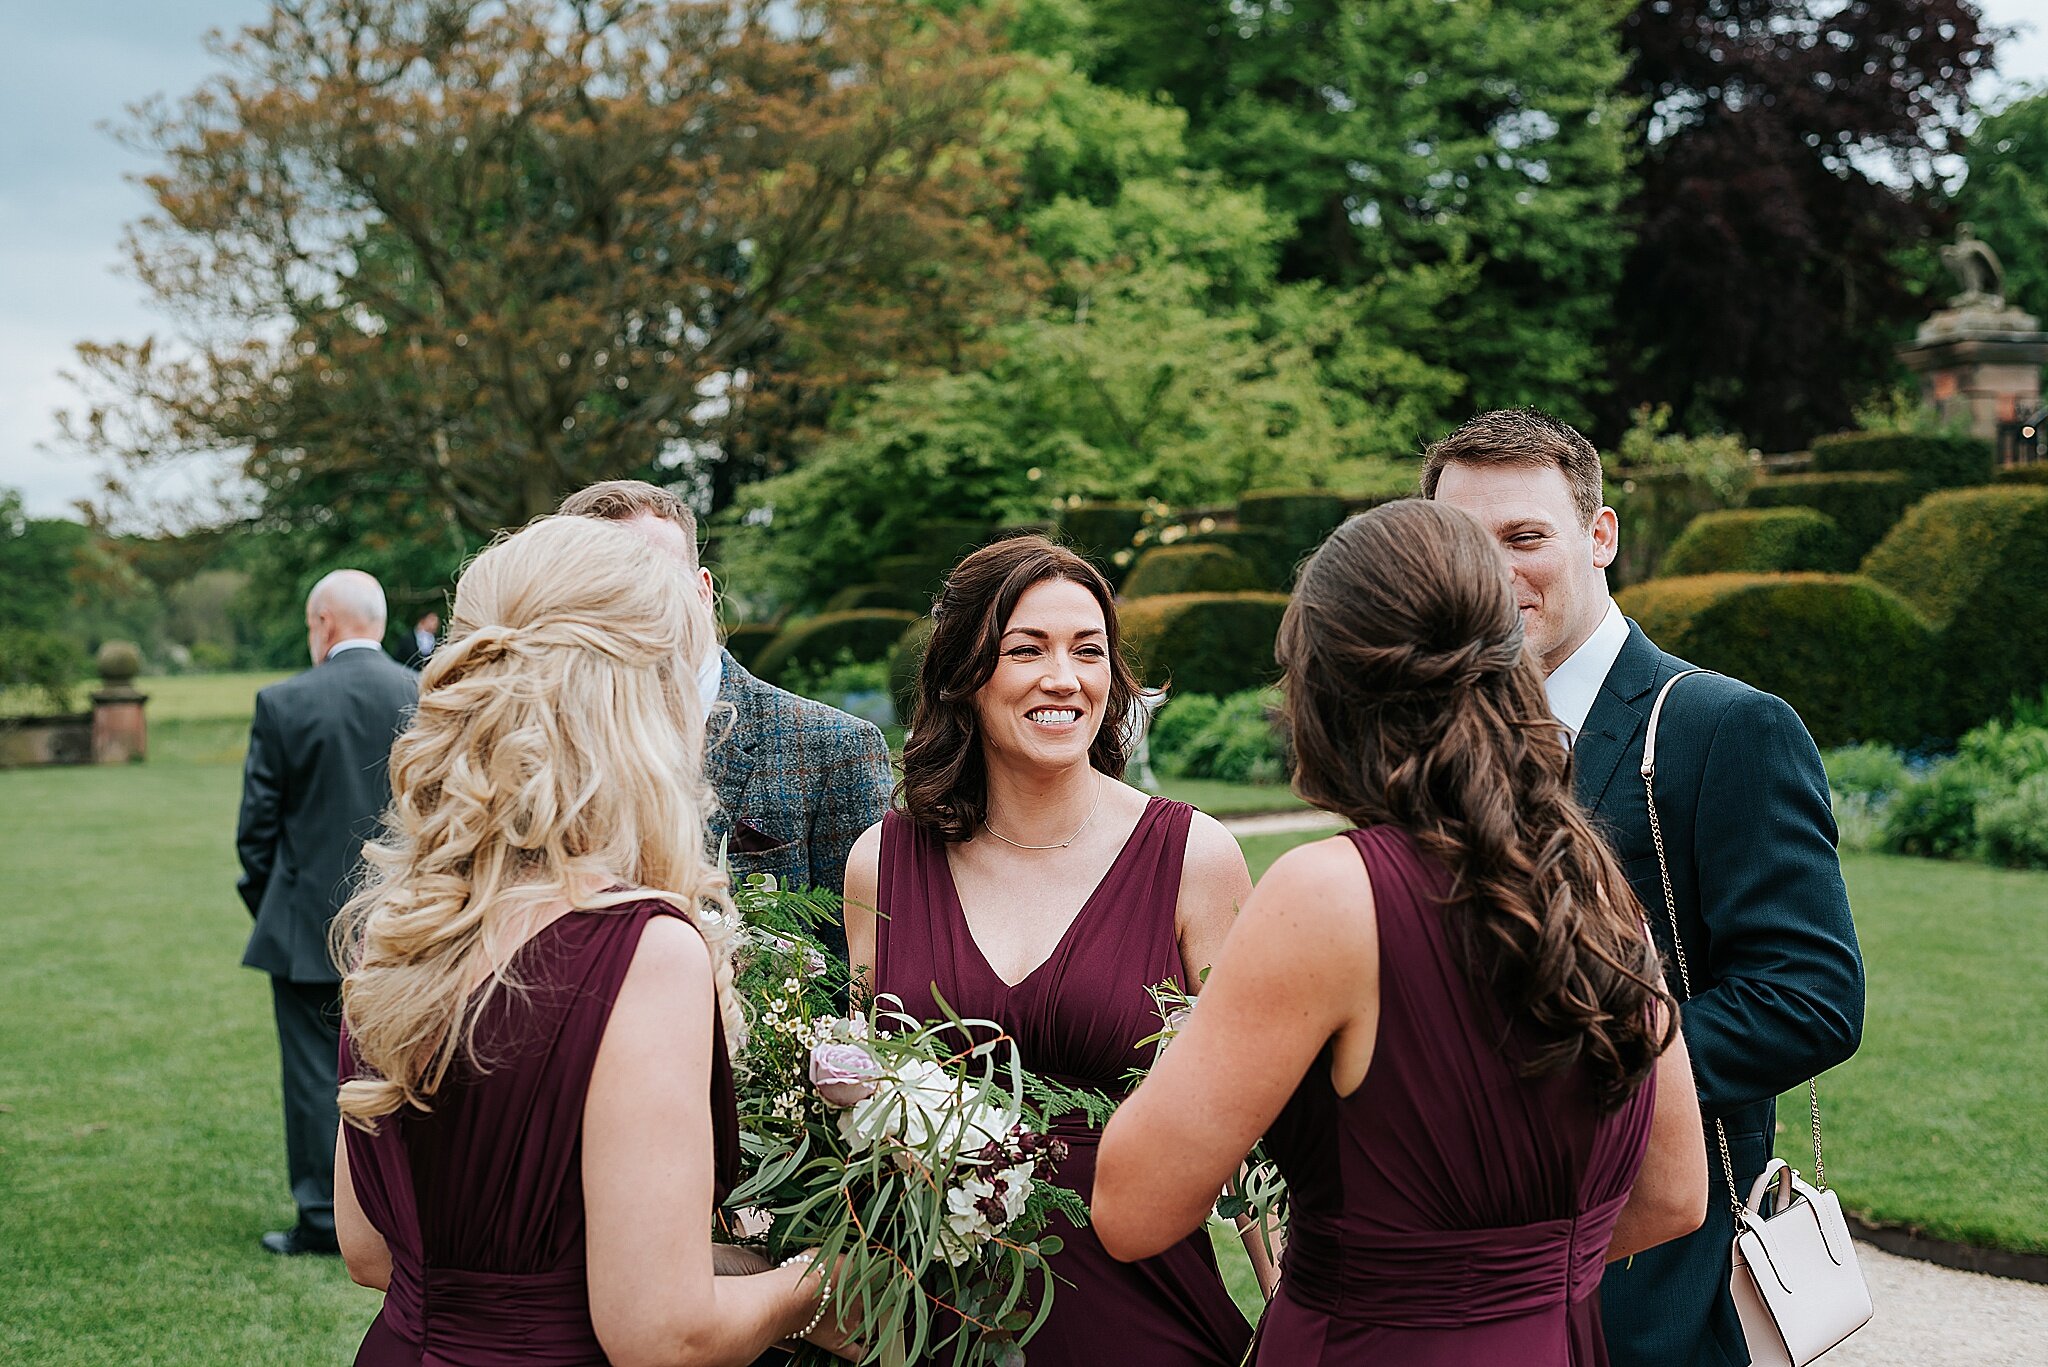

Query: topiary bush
[1122,544,1264,598]
[1183,527,1298,590]
[722,624,779,672]
[1861,486,2048,738]
[1659,507,1852,577]
[1745,471,1921,560]
[1118,593,1290,700]
[1057,501,1148,570]
[887,616,935,727]
[1995,463,2048,487]
[1236,490,1346,573]
[1810,431,1995,491]
[873,554,956,601]
[1147,688,1286,784]
[1614,573,1935,747]
[751,610,921,686]
[823,582,932,615]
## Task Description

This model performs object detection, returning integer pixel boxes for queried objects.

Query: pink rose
[809,1042,880,1107]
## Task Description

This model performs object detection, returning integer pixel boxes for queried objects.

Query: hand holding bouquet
[724,878,1084,1367]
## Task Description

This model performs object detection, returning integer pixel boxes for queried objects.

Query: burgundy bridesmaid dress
[1253,826,1657,1367]
[341,903,741,1366]
[876,798,1254,1367]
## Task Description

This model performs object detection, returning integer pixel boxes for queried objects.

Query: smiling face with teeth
[975,578,1113,769]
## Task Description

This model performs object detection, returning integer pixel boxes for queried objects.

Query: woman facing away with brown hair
[841,533,1261,1366]
[332,516,853,1366]
[1092,500,1708,1367]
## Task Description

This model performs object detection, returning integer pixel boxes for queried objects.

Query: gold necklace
[982,783,1104,851]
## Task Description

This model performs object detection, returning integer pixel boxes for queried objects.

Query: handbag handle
[1640,670,1827,1218]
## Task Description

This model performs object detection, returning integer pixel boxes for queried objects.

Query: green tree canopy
[1956,88,2048,322]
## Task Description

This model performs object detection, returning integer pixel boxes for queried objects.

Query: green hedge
[1995,464,2048,487]
[1236,490,1347,576]
[919,520,994,560]
[1810,431,1994,490]
[873,554,956,601]
[1745,471,1921,560]
[722,624,779,672]
[1659,507,1852,577]
[1122,544,1263,598]
[1057,501,1148,571]
[751,610,921,686]
[1184,527,1298,590]
[1118,592,1290,699]
[823,582,932,615]
[1862,486,2048,738]
[888,617,934,726]
[1614,574,1934,747]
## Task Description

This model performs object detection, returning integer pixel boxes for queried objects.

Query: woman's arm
[583,916,849,1367]
[334,1131,391,1291]
[1606,1011,1709,1262]
[1094,836,1378,1263]
[841,822,884,992]
[1173,811,1253,990]
[1173,813,1282,1294]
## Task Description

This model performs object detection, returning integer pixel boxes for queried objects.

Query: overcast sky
[5,1,2048,521]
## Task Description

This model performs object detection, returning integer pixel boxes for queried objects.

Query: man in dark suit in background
[236,569,417,1255]
[558,482,893,956]
[1429,410,1864,1367]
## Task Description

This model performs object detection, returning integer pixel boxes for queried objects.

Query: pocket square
[730,818,787,855]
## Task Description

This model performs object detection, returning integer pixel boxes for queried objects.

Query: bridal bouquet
[722,877,1087,1367]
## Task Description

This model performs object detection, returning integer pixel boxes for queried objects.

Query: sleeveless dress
[341,903,742,1366]
[875,799,1254,1367]
[1253,826,1657,1367]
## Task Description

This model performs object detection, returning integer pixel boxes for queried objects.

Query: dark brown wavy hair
[901,535,1139,842]
[1278,500,1673,1110]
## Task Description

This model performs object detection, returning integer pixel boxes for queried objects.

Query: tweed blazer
[1588,621,1865,1367]
[705,650,892,955]
[237,648,419,983]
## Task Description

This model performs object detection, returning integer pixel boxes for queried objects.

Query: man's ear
[1590,506,1619,570]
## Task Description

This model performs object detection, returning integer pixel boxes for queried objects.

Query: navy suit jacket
[704,651,892,958]
[1587,621,1865,1367]
[237,648,419,983]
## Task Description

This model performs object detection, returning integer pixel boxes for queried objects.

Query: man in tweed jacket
[559,482,891,955]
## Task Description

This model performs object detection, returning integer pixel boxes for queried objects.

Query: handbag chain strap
[1640,669,1827,1220]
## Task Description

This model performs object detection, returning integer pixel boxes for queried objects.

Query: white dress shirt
[325,637,384,662]
[696,649,724,714]
[1544,601,1630,746]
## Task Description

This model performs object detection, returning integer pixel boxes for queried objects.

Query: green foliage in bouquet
[724,878,1092,1367]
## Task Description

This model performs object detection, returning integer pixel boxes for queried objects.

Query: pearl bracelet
[781,1253,831,1341]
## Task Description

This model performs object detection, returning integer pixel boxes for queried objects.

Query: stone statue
[1941,223,2005,306]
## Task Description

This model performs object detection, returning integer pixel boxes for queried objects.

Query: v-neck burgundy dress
[340,903,741,1366]
[875,798,1254,1367]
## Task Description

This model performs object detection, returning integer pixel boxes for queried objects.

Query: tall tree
[64,0,1032,576]
[1610,0,1995,449]
[1954,88,2048,321]
[1076,0,1637,423]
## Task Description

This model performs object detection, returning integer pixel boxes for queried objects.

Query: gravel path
[1826,1242,2048,1367]
[1217,810,1343,837]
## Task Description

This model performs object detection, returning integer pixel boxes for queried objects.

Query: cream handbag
[1641,671,1873,1367]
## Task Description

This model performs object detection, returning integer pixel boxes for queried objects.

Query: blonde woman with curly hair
[332,516,851,1367]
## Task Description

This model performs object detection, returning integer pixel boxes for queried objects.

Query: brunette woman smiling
[842,535,1261,1366]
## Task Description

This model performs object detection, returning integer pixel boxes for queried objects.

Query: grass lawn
[1152,778,1306,816]
[2,674,2039,1359]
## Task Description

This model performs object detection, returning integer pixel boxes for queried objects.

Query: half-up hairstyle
[902,535,1139,842]
[1278,500,1673,1110]
[334,516,742,1129]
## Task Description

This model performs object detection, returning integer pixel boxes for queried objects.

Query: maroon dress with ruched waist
[340,903,741,1366]
[1254,826,1656,1366]
[876,799,1254,1366]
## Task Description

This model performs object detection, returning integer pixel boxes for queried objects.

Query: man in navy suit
[558,482,892,954]
[1429,409,1864,1367]
[237,570,417,1255]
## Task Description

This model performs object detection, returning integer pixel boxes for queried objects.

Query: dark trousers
[271,977,343,1236]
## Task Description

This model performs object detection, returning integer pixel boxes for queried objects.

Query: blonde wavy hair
[335,515,741,1129]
